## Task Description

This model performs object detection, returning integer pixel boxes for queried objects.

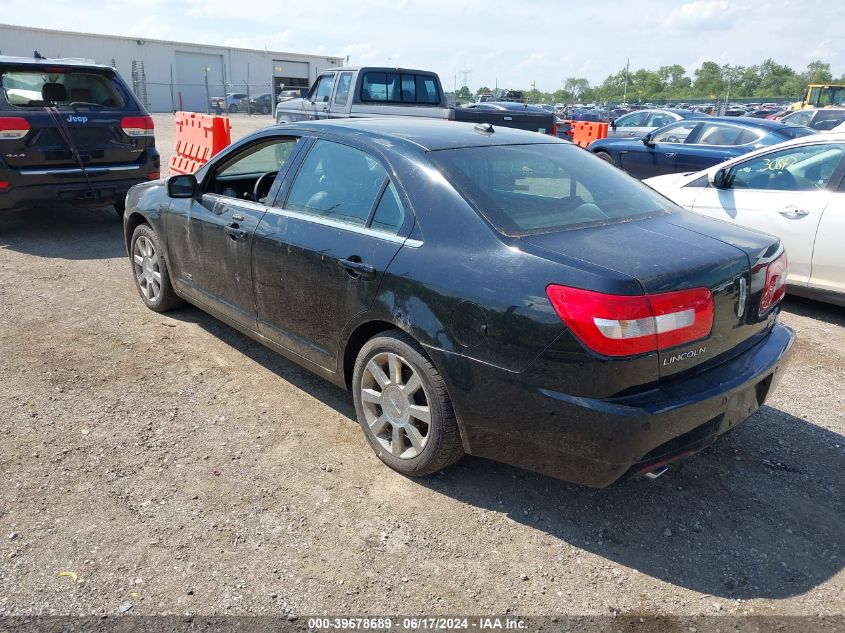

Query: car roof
[272,118,561,152]
[0,55,112,70]
[700,115,804,131]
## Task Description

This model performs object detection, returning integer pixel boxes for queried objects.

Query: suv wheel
[130,224,182,312]
[228,104,238,113]
[352,332,464,477]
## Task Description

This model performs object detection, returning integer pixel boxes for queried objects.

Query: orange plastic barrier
[168,111,232,175]
[570,121,609,148]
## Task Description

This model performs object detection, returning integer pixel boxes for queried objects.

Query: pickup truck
[275,66,556,136]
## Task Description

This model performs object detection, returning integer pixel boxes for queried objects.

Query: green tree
[803,61,833,84]
[563,77,590,100]
[455,86,472,102]
[476,86,491,96]
[693,61,724,98]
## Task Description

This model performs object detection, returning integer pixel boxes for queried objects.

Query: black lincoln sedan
[124,119,793,487]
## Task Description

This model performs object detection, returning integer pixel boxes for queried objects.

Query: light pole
[203,65,211,114]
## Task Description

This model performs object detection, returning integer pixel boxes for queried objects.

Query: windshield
[1,70,125,109]
[429,143,674,236]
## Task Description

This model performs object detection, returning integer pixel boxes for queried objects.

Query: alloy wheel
[132,235,162,303]
[360,352,431,459]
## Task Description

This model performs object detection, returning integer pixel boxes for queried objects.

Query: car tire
[595,150,617,166]
[261,105,270,114]
[228,104,238,113]
[114,199,126,219]
[352,331,464,477]
[129,224,183,313]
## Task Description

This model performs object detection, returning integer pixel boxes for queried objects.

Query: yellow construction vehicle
[789,84,845,110]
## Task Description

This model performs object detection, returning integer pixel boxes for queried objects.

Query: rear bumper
[0,155,159,211]
[433,323,795,487]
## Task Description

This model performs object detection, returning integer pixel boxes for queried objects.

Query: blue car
[589,116,815,179]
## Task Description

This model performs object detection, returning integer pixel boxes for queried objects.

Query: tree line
[460,59,842,104]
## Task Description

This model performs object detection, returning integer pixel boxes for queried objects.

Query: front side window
[311,73,336,102]
[210,138,298,200]
[730,143,845,191]
[286,140,388,227]
[652,121,699,143]
[429,143,674,236]
[1,70,124,108]
[615,112,648,127]
[783,110,813,126]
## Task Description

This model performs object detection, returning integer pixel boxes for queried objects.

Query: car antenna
[474,122,494,133]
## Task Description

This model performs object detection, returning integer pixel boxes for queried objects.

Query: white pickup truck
[275,66,556,136]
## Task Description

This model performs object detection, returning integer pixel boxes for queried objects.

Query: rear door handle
[225,223,248,240]
[778,207,810,218]
[665,152,676,158]
[339,258,376,279]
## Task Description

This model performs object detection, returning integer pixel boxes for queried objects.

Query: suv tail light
[120,115,154,137]
[758,252,788,316]
[546,285,714,357]
[550,121,558,137]
[0,117,30,140]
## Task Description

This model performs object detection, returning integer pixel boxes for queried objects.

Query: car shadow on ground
[165,304,844,601]
[0,204,125,260]
[165,305,357,420]
[783,295,845,327]
[424,404,844,601]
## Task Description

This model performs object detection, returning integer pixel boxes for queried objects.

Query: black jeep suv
[0,56,160,216]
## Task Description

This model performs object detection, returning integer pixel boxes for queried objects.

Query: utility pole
[623,58,630,103]
[203,65,211,114]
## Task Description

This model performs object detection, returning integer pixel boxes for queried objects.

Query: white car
[645,133,845,306]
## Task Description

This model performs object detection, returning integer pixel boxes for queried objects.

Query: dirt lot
[0,114,843,620]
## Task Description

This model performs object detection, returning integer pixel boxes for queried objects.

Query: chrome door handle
[778,207,810,218]
[231,213,245,221]
[665,152,676,158]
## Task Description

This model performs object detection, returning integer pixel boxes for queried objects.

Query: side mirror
[167,174,197,198]
[322,95,330,103]
[708,167,731,189]
[641,133,654,146]
[610,119,617,129]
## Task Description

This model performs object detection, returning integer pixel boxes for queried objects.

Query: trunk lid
[523,211,781,377]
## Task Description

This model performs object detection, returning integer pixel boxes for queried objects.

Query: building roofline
[0,22,344,63]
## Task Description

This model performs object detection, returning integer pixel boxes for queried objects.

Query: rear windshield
[429,143,674,236]
[361,72,440,104]
[1,70,125,109]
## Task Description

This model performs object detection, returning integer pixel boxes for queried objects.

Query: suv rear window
[1,70,125,108]
[361,72,439,104]
[429,143,673,236]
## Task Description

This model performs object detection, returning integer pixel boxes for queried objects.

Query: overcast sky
[4,0,844,91]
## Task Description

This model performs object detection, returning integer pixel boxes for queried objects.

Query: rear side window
[1,70,125,108]
[361,72,440,104]
[429,143,673,236]
[286,140,387,227]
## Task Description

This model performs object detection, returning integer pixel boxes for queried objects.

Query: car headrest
[42,83,67,102]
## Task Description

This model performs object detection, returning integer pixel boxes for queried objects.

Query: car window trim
[263,205,421,247]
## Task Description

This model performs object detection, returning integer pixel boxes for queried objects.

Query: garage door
[174,51,225,112]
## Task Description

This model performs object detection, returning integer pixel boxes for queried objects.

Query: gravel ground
[0,113,843,620]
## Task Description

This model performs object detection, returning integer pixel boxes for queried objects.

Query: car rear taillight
[546,285,714,357]
[147,171,160,180]
[121,115,154,137]
[758,252,788,316]
[0,181,10,190]
[0,117,30,140]
[550,121,558,137]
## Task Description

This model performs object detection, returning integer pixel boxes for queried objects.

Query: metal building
[0,23,344,112]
